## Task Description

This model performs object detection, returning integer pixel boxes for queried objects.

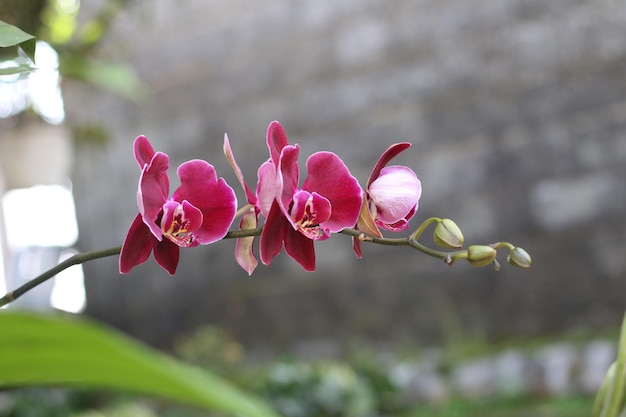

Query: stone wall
[65,0,626,350]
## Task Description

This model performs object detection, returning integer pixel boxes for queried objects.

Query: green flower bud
[433,218,464,248]
[466,245,497,267]
[508,247,532,268]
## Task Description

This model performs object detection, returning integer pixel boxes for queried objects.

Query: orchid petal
[153,238,180,275]
[234,209,259,275]
[367,142,411,188]
[119,213,157,274]
[133,135,156,168]
[223,133,256,204]
[173,159,237,244]
[284,226,316,272]
[302,151,362,232]
[369,165,421,225]
[355,194,383,238]
[277,144,300,212]
[139,151,170,240]
[160,200,203,247]
[267,121,289,166]
[256,160,281,218]
[259,200,289,266]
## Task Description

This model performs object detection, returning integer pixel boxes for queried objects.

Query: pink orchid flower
[353,142,422,258]
[119,135,237,275]
[257,121,362,271]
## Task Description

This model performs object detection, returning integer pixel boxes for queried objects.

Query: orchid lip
[289,190,331,241]
[160,200,203,248]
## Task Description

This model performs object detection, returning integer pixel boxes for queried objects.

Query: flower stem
[339,227,465,264]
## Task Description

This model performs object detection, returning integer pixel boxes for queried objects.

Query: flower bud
[507,246,532,268]
[433,218,464,248]
[466,245,497,267]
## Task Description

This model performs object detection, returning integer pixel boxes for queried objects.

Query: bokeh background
[64,0,626,351]
[2,0,626,414]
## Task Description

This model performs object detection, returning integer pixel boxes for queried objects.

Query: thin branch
[339,228,463,264]
[0,245,122,308]
[0,225,486,309]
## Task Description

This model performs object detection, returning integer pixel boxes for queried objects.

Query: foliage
[0,20,36,75]
[593,312,626,417]
[0,311,280,417]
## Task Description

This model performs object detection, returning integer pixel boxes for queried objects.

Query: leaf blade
[0,311,280,417]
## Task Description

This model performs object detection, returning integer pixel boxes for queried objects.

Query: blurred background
[1,0,626,415]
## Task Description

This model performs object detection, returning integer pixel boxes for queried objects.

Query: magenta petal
[133,135,156,168]
[119,213,157,274]
[139,151,170,239]
[180,200,203,233]
[284,227,316,272]
[153,238,180,275]
[256,160,281,218]
[302,151,362,232]
[277,144,300,211]
[259,200,289,266]
[267,121,289,166]
[173,159,237,244]
[367,142,411,188]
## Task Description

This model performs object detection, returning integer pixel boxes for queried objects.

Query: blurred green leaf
[0,19,36,63]
[0,311,281,417]
[60,54,148,101]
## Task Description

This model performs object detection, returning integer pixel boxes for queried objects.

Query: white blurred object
[50,249,86,313]
[0,41,65,124]
[3,184,78,248]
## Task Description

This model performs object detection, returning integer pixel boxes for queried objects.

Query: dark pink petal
[139,151,170,240]
[119,213,157,274]
[277,144,300,212]
[367,142,411,188]
[284,227,316,272]
[260,200,289,266]
[153,238,180,275]
[266,121,289,166]
[133,135,156,168]
[224,134,257,204]
[173,159,237,244]
[302,151,362,232]
[256,160,281,218]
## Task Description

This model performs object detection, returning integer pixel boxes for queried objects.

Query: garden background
[2,0,626,415]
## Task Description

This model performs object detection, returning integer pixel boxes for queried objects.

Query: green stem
[410,217,441,241]
[0,227,265,309]
[0,225,510,309]
[339,227,464,264]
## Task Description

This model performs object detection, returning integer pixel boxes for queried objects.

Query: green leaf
[0,311,281,417]
[0,20,36,63]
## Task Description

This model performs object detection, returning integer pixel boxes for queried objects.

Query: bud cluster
[408,217,531,270]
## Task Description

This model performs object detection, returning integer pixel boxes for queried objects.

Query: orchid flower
[120,135,237,275]
[256,121,362,271]
[353,142,421,258]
